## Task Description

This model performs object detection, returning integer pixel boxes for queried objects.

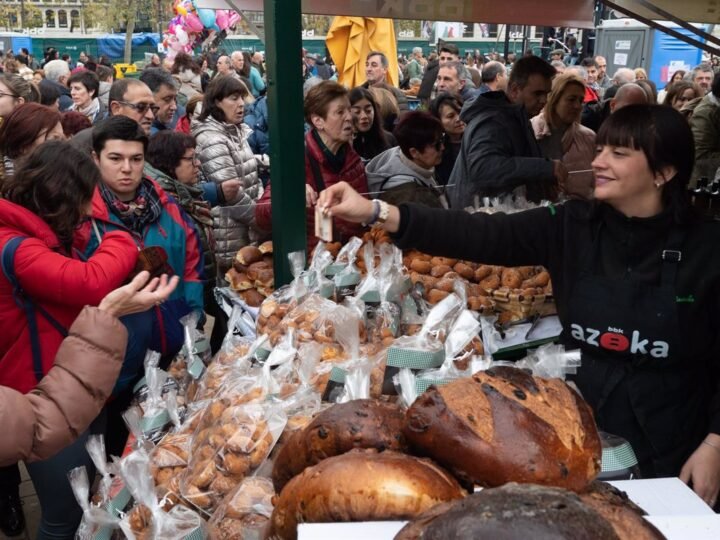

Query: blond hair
[544,72,586,130]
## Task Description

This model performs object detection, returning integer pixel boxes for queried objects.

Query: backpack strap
[1,236,68,383]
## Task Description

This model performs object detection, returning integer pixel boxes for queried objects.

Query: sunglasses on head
[432,133,447,151]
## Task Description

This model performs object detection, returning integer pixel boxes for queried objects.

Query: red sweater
[255,130,369,250]
[0,199,138,393]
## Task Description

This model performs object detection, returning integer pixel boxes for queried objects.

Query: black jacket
[446,91,556,209]
[393,200,720,476]
[418,60,439,101]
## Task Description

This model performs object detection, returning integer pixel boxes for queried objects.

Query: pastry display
[208,477,275,540]
[404,366,601,491]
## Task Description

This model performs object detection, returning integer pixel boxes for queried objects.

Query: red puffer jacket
[255,130,369,250]
[0,199,138,393]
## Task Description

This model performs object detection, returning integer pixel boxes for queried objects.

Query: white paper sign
[615,40,632,50]
[614,52,628,66]
[608,478,714,516]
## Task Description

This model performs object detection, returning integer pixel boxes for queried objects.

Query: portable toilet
[595,19,704,90]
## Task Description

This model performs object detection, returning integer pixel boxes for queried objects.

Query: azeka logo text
[570,325,669,358]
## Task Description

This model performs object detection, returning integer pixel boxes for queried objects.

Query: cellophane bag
[207,477,274,540]
[179,402,286,515]
[256,251,308,338]
[304,242,335,298]
[118,448,207,540]
[69,465,120,540]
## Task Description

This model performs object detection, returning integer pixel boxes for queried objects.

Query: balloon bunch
[164,0,241,58]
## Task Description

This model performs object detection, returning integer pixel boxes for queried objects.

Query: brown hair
[171,52,202,75]
[3,140,100,249]
[304,80,349,124]
[0,73,41,108]
[664,81,702,109]
[199,75,249,122]
[0,103,62,159]
[367,86,399,122]
[60,111,92,137]
[543,72,586,130]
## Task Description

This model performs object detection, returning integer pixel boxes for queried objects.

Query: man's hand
[221,179,241,202]
[98,271,179,318]
[305,184,317,208]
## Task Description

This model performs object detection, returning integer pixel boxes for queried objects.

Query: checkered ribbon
[601,441,639,472]
[387,347,445,370]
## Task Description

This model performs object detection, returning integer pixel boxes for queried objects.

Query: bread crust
[271,399,408,493]
[270,450,465,540]
[403,367,601,491]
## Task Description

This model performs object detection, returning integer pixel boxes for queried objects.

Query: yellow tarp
[326,16,399,89]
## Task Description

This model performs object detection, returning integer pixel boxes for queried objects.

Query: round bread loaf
[270,450,465,540]
[579,482,665,540]
[395,483,620,540]
[271,399,408,493]
[404,366,601,491]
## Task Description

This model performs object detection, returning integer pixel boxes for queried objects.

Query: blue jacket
[244,96,269,155]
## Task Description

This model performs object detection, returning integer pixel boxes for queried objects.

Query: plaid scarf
[99,178,164,233]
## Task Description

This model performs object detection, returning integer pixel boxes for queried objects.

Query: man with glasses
[71,79,157,153]
[139,68,180,133]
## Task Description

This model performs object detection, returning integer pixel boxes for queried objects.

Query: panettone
[403,366,601,491]
[270,450,465,540]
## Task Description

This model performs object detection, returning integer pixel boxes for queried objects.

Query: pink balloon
[185,12,204,33]
[215,10,229,31]
[227,12,241,28]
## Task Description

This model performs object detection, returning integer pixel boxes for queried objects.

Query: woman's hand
[305,184,317,208]
[316,182,375,224]
[98,271,180,318]
[679,434,720,508]
[221,179,241,202]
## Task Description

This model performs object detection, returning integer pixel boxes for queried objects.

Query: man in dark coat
[447,56,566,208]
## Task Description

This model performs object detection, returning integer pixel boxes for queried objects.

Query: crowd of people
[0,38,719,538]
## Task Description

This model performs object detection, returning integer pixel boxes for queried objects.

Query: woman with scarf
[145,131,237,348]
[67,70,106,124]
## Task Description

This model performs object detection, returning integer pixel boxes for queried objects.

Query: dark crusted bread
[395,483,619,540]
[404,366,601,491]
[271,399,408,492]
[579,481,666,539]
[269,449,465,540]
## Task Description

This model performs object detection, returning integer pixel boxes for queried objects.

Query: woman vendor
[317,104,720,507]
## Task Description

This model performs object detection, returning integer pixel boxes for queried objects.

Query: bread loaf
[395,483,619,540]
[404,366,601,491]
[271,399,408,492]
[579,481,665,540]
[270,450,465,540]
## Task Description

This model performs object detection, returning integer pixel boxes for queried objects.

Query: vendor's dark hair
[146,131,196,177]
[92,115,148,154]
[2,141,99,249]
[349,87,389,153]
[200,75,248,122]
[67,70,100,99]
[596,105,694,223]
[394,111,444,159]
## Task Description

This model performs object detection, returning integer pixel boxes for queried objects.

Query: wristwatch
[376,200,390,224]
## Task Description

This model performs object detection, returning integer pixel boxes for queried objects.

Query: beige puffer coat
[192,116,263,276]
[0,306,127,465]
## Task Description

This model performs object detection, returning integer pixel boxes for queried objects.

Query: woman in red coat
[255,81,369,250]
[0,141,138,539]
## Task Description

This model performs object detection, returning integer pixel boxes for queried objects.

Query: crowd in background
[2,36,720,538]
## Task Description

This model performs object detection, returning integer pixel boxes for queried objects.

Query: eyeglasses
[432,133,447,151]
[180,155,200,164]
[116,100,159,115]
[0,92,18,99]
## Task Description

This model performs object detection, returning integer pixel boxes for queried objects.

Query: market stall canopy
[610,0,720,24]
[326,17,398,88]
[194,0,596,28]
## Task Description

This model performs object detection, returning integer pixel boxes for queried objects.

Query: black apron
[566,222,708,478]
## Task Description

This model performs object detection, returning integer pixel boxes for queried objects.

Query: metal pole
[264,0,306,286]
[503,25,510,59]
